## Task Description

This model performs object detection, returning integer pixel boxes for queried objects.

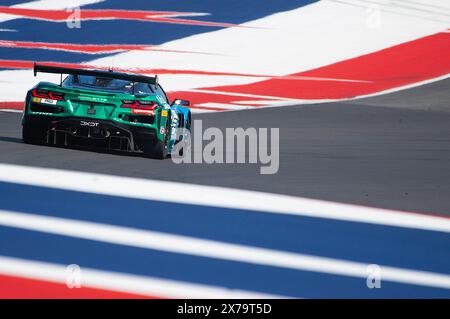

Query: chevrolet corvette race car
[22,63,191,159]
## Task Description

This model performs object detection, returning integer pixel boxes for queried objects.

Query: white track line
[1,210,449,289]
[0,256,281,298]
[0,163,449,233]
[186,89,299,101]
[0,109,22,113]
[272,75,372,83]
[188,108,217,113]
[196,102,255,110]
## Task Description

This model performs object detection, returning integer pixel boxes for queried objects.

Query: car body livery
[22,64,191,159]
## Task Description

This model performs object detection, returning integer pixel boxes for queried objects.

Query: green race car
[22,63,191,159]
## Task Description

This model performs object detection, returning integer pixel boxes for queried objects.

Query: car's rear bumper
[23,115,158,153]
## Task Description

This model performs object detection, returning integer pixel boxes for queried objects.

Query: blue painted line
[85,0,318,25]
[0,181,449,276]
[0,48,110,64]
[0,0,24,5]
[0,20,219,45]
[0,225,449,298]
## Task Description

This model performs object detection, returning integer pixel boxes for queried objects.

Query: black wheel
[150,139,168,159]
[141,136,168,159]
[22,122,45,145]
[142,114,170,159]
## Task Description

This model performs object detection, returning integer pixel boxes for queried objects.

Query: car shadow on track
[0,134,166,160]
[0,136,23,144]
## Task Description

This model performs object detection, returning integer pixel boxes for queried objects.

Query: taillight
[121,100,157,111]
[31,88,49,99]
[48,91,65,101]
[121,100,140,108]
[32,88,65,101]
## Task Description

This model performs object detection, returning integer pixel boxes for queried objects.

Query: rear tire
[142,109,172,159]
[151,140,168,159]
[141,138,167,159]
[22,122,45,145]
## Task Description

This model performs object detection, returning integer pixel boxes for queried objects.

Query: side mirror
[172,99,190,107]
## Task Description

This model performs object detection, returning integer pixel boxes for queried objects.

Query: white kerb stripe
[0,163,449,233]
[0,256,282,299]
[0,210,449,289]
[196,102,255,110]
[186,89,299,101]
[0,109,22,113]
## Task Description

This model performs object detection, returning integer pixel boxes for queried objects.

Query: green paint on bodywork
[27,82,169,142]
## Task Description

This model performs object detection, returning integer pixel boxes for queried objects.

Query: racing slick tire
[142,111,171,159]
[22,122,45,145]
[141,138,167,159]
[151,140,168,160]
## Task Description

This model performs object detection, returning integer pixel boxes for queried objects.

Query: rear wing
[33,63,158,85]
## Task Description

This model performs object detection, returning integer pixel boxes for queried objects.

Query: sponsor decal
[32,97,40,103]
[80,121,99,127]
[161,110,168,117]
[160,127,166,134]
[40,98,57,105]
[170,110,179,140]
[76,96,108,103]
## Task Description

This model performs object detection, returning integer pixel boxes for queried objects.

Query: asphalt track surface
[0,78,449,215]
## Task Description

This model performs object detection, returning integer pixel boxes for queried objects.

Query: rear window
[63,74,153,95]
